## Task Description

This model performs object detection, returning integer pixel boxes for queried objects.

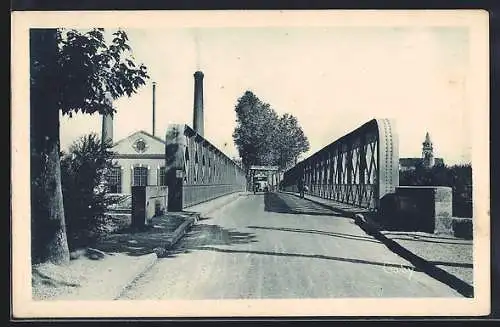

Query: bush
[60,133,118,250]
[400,162,472,218]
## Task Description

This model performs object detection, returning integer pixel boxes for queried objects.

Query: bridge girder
[165,124,246,210]
[281,119,399,211]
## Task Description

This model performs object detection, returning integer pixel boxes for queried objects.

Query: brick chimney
[101,92,114,146]
[193,71,204,137]
[101,114,113,146]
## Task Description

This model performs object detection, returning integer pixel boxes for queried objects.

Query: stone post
[165,124,187,211]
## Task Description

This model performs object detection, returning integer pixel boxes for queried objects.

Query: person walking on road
[297,176,305,198]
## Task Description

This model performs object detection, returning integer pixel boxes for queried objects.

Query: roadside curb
[283,191,474,298]
[113,215,197,299]
[165,191,246,247]
[60,193,243,300]
[113,252,158,300]
[164,216,198,250]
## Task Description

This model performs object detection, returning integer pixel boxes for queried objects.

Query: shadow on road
[93,214,190,256]
[357,222,474,297]
[187,246,421,271]
[381,232,473,245]
[166,223,258,257]
[428,261,473,269]
[387,237,472,246]
[264,192,348,217]
[247,225,381,244]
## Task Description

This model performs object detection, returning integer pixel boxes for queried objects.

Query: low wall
[379,186,453,234]
[183,184,245,208]
[131,185,168,228]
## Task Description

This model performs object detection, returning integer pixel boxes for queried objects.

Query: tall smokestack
[152,81,156,136]
[101,114,113,146]
[193,71,204,137]
[101,92,114,146]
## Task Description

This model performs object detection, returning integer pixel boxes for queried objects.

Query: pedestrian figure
[297,176,305,198]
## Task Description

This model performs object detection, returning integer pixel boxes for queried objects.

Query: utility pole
[152,81,156,136]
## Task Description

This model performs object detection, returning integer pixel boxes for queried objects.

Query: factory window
[108,166,122,193]
[133,166,148,186]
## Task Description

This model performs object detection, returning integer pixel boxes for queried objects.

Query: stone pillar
[131,186,147,229]
[193,71,204,137]
[433,187,453,234]
[393,186,453,234]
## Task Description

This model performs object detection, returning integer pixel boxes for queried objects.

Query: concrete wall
[131,185,168,228]
[384,186,453,234]
[183,184,243,208]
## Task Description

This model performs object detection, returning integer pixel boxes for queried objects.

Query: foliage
[57,28,149,116]
[399,163,473,217]
[30,28,149,264]
[232,91,310,170]
[273,113,310,169]
[60,134,118,250]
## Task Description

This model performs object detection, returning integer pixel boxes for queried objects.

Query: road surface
[119,192,462,299]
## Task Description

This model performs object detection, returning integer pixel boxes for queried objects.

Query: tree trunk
[30,29,70,265]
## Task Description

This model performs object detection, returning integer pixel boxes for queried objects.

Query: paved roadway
[120,192,461,299]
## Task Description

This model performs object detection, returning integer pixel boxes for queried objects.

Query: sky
[60,26,471,165]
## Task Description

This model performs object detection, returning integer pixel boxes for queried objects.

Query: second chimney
[193,71,204,137]
[101,113,113,146]
[101,92,114,146]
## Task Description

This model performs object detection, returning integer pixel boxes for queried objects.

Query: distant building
[399,132,444,171]
[248,165,280,191]
[103,70,222,195]
[106,130,166,194]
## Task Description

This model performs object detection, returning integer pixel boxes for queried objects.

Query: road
[119,192,462,299]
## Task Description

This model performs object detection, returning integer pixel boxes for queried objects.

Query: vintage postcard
[11,10,490,318]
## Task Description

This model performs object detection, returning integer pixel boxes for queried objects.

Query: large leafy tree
[232,91,309,171]
[273,113,310,169]
[30,29,149,264]
[232,91,278,168]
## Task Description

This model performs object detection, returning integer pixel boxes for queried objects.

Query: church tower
[422,132,435,168]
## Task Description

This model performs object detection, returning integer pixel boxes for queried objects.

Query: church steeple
[422,132,435,168]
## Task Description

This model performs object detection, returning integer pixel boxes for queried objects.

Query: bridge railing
[281,119,399,211]
[165,124,247,211]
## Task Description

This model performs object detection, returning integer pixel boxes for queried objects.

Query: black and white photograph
[11,10,490,318]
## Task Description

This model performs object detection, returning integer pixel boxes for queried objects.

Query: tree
[273,113,310,169]
[30,29,149,264]
[60,134,117,250]
[232,90,309,171]
[232,91,278,168]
